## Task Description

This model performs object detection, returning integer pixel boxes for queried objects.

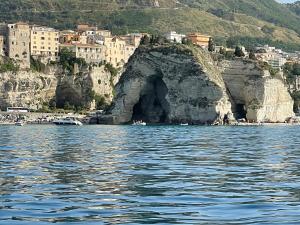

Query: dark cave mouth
[131,76,169,124]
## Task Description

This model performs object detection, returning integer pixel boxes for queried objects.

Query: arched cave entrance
[235,104,247,119]
[131,75,169,124]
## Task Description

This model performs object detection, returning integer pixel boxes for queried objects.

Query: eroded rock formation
[0,64,117,110]
[104,45,233,124]
[0,69,57,110]
[222,60,294,122]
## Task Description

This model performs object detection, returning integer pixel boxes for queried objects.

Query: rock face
[0,64,117,110]
[0,69,57,110]
[222,60,294,122]
[55,66,118,109]
[105,45,233,124]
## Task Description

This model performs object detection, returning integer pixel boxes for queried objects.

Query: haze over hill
[0,0,300,50]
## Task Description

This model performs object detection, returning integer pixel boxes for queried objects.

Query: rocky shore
[0,112,86,125]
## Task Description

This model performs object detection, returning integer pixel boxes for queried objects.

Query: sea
[1,125,300,225]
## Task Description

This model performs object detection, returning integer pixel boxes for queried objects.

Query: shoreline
[1,122,300,126]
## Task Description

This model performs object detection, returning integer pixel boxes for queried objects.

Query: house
[165,31,186,43]
[60,43,106,64]
[30,25,59,63]
[187,33,211,48]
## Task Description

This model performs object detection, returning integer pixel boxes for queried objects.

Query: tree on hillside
[140,35,150,45]
[219,47,226,55]
[234,46,245,57]
[208,37,215,52]
[249,50,256,60]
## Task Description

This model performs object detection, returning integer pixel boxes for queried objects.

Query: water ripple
[1,125,300,224]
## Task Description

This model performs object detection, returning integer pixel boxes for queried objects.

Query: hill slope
[287,1,300,16]
[0,0,300,50]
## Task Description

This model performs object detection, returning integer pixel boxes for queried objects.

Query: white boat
[53,117,83,126]
[15,121,25,126]
[180,123,189,126]
[132,121,147,126]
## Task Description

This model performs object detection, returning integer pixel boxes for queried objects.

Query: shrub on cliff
[0,57,19,73]
[59,48,87,73]
[30,57,45,72]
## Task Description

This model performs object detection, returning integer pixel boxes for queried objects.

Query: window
[41,37,45,40]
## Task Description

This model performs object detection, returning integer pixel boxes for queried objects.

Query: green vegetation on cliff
[0,57,19,73]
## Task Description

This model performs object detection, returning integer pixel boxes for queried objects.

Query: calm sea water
[1,125,300,225]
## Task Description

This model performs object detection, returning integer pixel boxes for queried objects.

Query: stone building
[31,25,59,63]
[7,22,30,68]
[60,43,106,64]
[0,23,7,56]
[0,36,5,56]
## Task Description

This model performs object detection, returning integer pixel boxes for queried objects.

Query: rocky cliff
[0,69,57,110]
[0,64,117,111]
[221,60,294,122]
[103,44,233,124]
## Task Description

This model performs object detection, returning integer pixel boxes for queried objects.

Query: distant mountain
[0,0,300,50]
[287,1,300,15]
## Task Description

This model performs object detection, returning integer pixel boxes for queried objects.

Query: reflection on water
[1,125,300,224]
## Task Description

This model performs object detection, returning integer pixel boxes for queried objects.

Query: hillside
[287,1,300,16]
[0,0,300,51]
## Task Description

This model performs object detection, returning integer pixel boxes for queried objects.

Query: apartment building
[31,26,59,63]
[7,22,30,68]
[60,43,106,64]
[104,36,127,67]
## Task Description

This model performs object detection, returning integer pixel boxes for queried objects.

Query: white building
[165,31,186,43]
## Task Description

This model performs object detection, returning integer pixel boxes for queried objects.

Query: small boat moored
[53,117,83,126]
[132,120,147,126]
[180,123,189,126]
[15,121,25,126]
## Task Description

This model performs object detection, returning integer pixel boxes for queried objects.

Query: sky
[277,0,297,3]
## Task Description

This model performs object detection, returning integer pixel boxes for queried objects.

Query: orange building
[187,33,211,48]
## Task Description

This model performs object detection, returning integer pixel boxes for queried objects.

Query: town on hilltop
[0,21,300,125]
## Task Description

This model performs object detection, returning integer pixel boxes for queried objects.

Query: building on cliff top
[30,25,59,64]
[164,31,186,43]
[7,22,30,69]
[0,23,7,56]
[187,33,211,49]
[60,43,106,64]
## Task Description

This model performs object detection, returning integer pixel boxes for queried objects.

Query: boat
[53,117,83,126]
[180,123,189,126]
[15,121,25,126]
[132,121,147,126]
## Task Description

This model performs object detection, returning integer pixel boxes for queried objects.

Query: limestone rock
[222,60,294,122]
[0,70,57,110]
[0,64,117,110]
[105,44,233,124]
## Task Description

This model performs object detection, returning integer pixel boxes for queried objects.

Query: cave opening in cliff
[131,75,169,124]
[235,104,247,119]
